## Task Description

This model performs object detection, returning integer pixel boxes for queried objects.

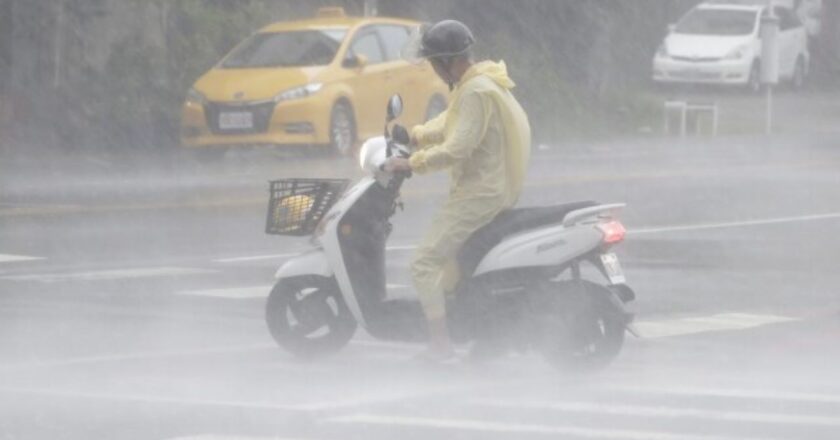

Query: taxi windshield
[222,29,348,68]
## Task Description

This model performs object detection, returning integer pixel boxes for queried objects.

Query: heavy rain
[1,1,840,439]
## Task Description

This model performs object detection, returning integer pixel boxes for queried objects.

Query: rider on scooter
[385,20,532,361]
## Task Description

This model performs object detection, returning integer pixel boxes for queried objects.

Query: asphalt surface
[2,129,840,439]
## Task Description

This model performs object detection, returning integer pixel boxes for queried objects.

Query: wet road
[2,133,840,439]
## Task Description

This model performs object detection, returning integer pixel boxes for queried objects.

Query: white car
[653,2,810,91]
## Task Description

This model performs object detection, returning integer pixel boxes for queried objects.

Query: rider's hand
[384,157,412,173]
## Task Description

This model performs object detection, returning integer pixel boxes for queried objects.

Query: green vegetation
[2,0,837,150]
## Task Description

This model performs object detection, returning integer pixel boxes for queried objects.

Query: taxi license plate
[600,253,626,285]
[219,111,253,130]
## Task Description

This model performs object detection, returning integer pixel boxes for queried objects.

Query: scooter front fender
[275,249,333,280]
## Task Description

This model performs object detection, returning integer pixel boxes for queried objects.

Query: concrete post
[364,0,378,17]
[761,4,780,135]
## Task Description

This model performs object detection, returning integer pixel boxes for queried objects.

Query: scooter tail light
[597,220,626,244]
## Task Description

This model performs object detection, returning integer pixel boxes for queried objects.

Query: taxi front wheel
[329,101,356,156]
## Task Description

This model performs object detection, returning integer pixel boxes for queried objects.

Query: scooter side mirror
[386,94,403,123]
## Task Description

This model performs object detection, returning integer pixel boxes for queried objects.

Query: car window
[675,9,758,36]
[349,31,385,64]
[377,25,410,61]
[222,29,347,68]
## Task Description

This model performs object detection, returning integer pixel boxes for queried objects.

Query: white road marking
[0,339,421,372]
[216,212,840,265]
[214,245,417,264]
[0,267,216,283]
[384,244,417,251]
[178,286,272,299]
[0,383,483,413]
[213,253,301,263]
[473,399,840,427]
[0,387,334,412]
[178,284,406,299]
[350,339,421,351]
[636,313,797,339]
[0,344,276,372]
[167,436,308,440]
[0,254,44,263]
[606,385,840,404]
[630,212,840,235]
[328,414,772,440]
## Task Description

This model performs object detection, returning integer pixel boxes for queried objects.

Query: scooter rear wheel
[265,276,357,358]
[536,280,626,373]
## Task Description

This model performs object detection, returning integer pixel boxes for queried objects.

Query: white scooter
[265,95,636,371]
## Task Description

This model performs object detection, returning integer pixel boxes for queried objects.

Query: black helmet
[403,20,475,62]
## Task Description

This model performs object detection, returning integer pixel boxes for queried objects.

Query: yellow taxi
[180,7,448,156]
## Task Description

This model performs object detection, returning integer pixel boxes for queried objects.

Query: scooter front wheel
[265,276,357,359]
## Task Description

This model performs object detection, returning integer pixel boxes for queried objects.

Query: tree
[0,0,11,145]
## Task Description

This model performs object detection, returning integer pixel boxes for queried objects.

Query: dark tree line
[0,0,837,151]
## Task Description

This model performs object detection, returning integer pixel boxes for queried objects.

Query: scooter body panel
[274,250,334,279]
[473,223,603,277]
[319,177,379,327]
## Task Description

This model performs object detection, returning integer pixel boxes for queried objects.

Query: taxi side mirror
[343,54,369,69]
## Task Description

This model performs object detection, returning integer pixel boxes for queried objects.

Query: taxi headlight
[274,83,323,103]
[186,88,207,105]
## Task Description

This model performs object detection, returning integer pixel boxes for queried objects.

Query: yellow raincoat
[408,60,531,320]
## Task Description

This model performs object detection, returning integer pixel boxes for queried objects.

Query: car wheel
[747,61,762,93]
[425,94,447,122]
[792,56,806,90]
[329,101,356,156]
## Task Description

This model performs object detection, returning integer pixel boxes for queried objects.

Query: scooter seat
[458,201,598,277]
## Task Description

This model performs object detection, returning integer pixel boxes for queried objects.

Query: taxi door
[341,26,392,140]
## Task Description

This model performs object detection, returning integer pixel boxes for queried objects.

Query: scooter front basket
[266,178,349,236]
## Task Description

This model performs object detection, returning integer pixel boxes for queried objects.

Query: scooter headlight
[359,136,388,174]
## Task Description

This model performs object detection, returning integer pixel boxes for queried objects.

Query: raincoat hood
[459,60,516,90]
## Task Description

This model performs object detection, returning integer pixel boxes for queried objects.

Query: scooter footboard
[275,250,334,279]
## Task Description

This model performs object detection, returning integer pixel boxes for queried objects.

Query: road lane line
[636,313,797,338]
[0,383,486,413]
[605,385,840,404]
[0,387,327,412]
[167,436,309,440]
[0,337,428,372]
[328,414,771,440]
[214,245,417,264]
[178,286,273,299]
[0,344,276,372]
[0,254,44,263]
[0,267,216,283]
[214,253,301,263]
[217,211,840,265]
[630,212,840,235]
[473,400,840,427]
